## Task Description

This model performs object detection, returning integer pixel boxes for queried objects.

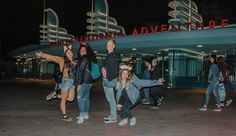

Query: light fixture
[197,45,203,48]
[132,48,137,51]
[212,50,218,53]
[94,51,98,54]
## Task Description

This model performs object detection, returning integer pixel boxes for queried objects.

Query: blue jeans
[205,83,220,106]
[218,83,226,102]
[143,88,150,102]
[103,84,117,120]
[77,84,92,114]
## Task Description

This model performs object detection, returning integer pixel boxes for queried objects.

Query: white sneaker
[45,91,57,101]
[226,99,232,106]
[213,104,221,112]
[76,115,84,124]
[119,118,128,126]
[129,117,136,126]
[84,113,89,120]
[199,105,207,111]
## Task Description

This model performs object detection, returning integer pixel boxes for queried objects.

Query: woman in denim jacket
[199,55,221,112]
[102,64,164,126]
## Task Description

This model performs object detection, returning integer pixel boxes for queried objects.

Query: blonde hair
[116,69,132,90]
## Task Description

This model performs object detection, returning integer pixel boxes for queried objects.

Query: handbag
[53,66,64,84]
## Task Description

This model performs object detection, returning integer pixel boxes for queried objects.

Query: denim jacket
[208,64,220,86]
[103,75,160,104]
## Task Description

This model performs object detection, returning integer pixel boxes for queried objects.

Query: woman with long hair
[35,48,76,121]
[102,64,164,126]
[217,56,232,106]
[74,42,96,124]
[199,55,221,112]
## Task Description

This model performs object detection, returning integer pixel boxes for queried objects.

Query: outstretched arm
[35,51,63,64]
[132,74,164,87]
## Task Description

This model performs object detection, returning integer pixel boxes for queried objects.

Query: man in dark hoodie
[102,39,119,123]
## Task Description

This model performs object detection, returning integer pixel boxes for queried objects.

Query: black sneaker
[104,119,117,123]
[104,115,109,120]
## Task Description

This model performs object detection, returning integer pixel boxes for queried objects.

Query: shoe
[213,105,221,112]
[62,114,73,122]
[150,106,159,110]
[226,99,232,106]
[141,98,147,102]
[129,117,136,126]
[104,115,110,120]
[46,91,57,101]
[76,115,84,124]
[157,96,164,103]
[199,105,207,111]
[104,119,117,123]
[84,113,89,120]
[119,118,128,126]
[141,101,150,105]
[220,102,225,107]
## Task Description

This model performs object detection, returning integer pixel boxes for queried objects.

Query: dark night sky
[1,0,236,60]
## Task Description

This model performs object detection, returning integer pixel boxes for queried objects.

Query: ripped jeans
[77,83,92,115]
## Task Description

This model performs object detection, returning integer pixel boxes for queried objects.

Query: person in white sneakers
[102,64,164,126]
[199,55,221,112]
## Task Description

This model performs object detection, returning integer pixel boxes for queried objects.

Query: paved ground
[0,79,236,136]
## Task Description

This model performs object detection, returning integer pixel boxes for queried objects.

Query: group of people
[36,40,233,126]
[36,39,164,126]
[199,55,232,112]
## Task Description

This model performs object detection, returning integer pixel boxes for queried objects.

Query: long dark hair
[218,56,227,73]
[210,55,217,64]
[78,42,97,63]
[63,49,73,67]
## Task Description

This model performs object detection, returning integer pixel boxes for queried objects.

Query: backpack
[86,62,101,80]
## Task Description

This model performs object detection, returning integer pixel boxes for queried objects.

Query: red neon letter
[209,20,216,29]
[161,24,168,32]
[150,25,158,33]
[132,27,139,35]
[141,26,149,34]
[221,19,229,28]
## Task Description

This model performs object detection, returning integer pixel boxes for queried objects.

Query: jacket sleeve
[208,65,213,81]
[106,54,118,80]
[132,75,159,87]
[78,58,89,85]
[103,78,117,88]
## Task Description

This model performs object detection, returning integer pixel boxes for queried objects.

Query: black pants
[150,86,163,106]
[117,95,138,120]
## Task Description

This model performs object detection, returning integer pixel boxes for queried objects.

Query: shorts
[58,78,75,89]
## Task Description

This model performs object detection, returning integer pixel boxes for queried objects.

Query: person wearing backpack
[102,39,119,123]
[74,42,97,124]
[217,56,232,107]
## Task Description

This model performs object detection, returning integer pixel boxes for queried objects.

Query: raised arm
[35,51,63,64]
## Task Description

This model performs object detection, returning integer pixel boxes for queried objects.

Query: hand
[117,104,122,110]
[208,80,211,83]
[77,85,81,92]
[35,51,43,57]
[158,78,165,85]
[101,67,107,78]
